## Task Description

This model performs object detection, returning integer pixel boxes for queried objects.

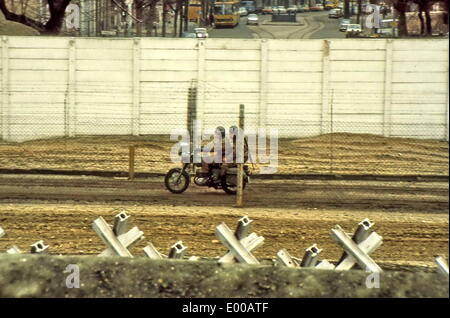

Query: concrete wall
[0,36,448,142]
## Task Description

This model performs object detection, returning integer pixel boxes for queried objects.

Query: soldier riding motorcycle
[164,126,251,195]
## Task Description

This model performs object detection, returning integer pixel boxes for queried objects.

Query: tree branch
[0,0,45,32]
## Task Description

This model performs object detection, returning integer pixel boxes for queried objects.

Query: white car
[277,6,287,14]
[287,5,298,13]
[346,24,362,37]
[239,7,248,16]
[246,13,259,25]
[339,18,351,31]
[346,24,362,33]
[194,28,208,38]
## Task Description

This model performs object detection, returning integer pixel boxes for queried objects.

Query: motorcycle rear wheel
[165,168,190,194]
[221,175,246,195]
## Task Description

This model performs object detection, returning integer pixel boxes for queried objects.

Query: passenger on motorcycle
[200,126,232,182]
[228,125,249,164]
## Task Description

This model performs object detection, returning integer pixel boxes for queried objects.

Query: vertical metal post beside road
[236,104,245,207]
[129,145,135,180]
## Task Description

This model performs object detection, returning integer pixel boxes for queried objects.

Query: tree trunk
[184,0,189,31]
[42,0,71,34]
[394,1,408,37]
[344,0,350,19]
[173,0,179,37]
[424,4,432,35]
[418,9,425,35]
[135,0,144,36]
[162,0,167,36]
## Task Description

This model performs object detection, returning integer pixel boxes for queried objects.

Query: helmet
[215,126,226,138]
[229,125,239,136]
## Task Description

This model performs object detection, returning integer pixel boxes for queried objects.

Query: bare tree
[0,0,71,34]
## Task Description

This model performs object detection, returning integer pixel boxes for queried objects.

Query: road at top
[208,10,346,39]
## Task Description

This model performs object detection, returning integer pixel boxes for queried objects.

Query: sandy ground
[0,175,447,271]
[0,133,448,272]
[0,133,448,176]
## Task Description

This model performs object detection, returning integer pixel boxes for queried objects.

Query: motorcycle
[164,146,250,195]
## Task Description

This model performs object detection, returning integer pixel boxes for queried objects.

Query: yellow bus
[213,1,240,28]
[324,0,339,10]
[188,0,202,22]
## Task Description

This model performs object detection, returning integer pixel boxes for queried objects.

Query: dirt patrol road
[0,174,447,271]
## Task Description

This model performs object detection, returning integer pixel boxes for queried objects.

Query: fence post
[383,39,393,137]
[132,38,141,136]
[320,40,330,134]
[197,40,206,123]
[129,145,135,180]
[236,104,245,207]
[67,38,76,137]
[258,39,268,130]
[1,36,9,141]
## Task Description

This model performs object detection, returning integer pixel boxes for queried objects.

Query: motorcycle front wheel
[165,168,190,194]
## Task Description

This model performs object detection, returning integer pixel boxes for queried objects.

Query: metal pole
[236,104,245,207]
[129,145,135,180]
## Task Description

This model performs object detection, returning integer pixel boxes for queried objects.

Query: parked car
[300,4,310,12]
[194,28,208,38]
[262,6,273,14]
[339,18,351,31]
[287,5,298,13]
[277,6,287,14]
[346,24,362,37]
[239,7,248,16]
[271,6,279,14]
[246,13,259,25]
[328,8,343,18]
[181,32,197,38]
[310,5,323,11]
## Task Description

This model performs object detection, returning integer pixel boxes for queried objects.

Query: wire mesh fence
[0,118,448,177]
[0,86,448,211]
